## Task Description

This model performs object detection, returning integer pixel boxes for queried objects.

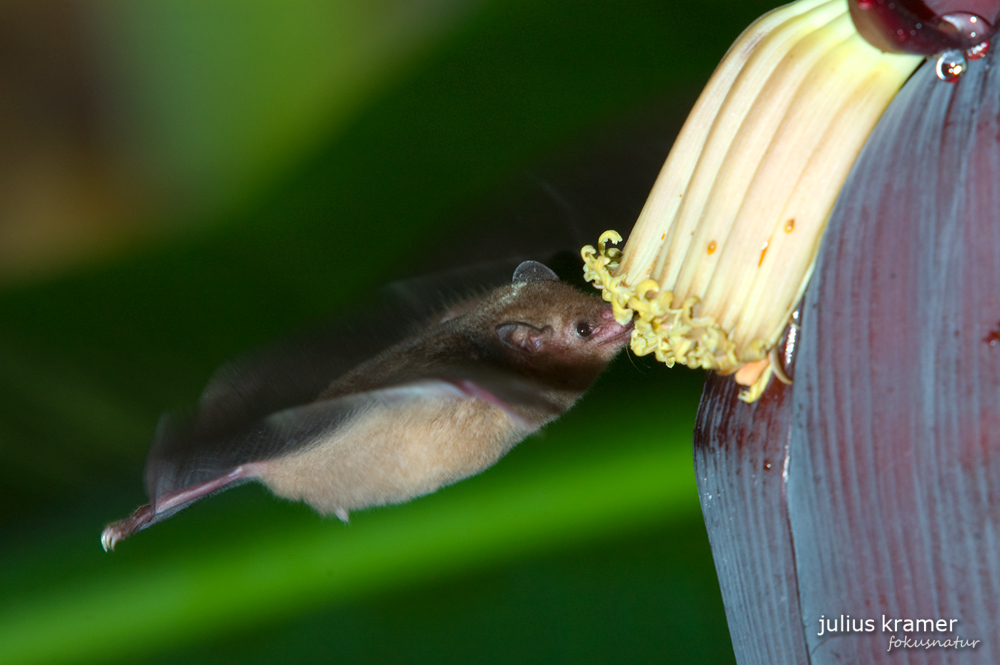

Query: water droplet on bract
[967,40,990,60]
[938,13,995,49]
[985,321,1000,347]
[935,49,967,82]
[857,0,872,9]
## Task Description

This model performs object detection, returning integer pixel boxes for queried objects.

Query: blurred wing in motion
[105,358,564,552]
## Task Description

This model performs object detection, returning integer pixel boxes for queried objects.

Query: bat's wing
[102,362,561,550]
[103,388,378,551]
[187,257,550,442]
[153,364,562,499]
[102,259,568,551]
[167,254,572,479]
[177,95,689,435]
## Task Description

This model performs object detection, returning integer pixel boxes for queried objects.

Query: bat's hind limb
[101,504,154,551]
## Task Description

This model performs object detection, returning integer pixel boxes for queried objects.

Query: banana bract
[696,36,1000,665]
[582,0,920,401]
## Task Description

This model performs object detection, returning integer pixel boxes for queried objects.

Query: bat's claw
[101,504,154,552]
[100,527,114,552]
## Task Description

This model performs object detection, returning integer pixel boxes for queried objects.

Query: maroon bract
[694,47,1000,664]
[849,0,1000,54]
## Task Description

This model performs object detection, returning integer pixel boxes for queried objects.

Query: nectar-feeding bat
[101,260,632,551]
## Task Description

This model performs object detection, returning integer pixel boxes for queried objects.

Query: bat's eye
[576,321,593,338]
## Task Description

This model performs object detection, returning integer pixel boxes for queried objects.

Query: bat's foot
[101,504,154,552]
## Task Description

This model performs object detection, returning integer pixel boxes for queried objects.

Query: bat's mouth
[600,320,634,347]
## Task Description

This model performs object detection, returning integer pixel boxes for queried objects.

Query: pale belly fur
[257,398,524,516]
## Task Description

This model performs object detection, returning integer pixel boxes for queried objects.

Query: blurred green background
[0,1,775,663]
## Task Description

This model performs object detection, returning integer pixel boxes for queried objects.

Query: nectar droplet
[707,240,717,255]
[935,49,967,82]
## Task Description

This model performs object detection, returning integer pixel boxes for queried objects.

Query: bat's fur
[262,279,629,518]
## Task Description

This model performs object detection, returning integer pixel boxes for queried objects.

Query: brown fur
[262,279,630,517]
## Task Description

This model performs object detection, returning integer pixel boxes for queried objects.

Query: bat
[101,259,632,550]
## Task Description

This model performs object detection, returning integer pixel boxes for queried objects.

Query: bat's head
[485,261,633,391]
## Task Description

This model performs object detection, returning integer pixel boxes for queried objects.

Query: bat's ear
[512,260,558,283]
[496,322,548,354]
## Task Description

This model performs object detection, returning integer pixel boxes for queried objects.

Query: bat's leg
[101,504,154,552]
[101,465,260,551]
[153,465,260,514]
